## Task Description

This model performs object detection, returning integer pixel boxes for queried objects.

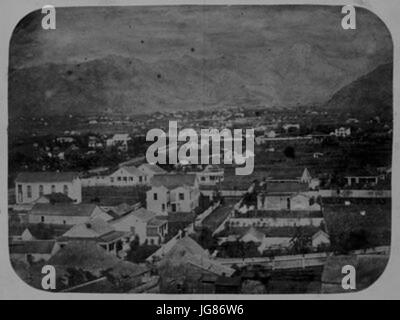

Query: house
[311,230,330,248]
[88,136,103,149]
[138,163,167,179]
[157,237,235,293]
[257,192,321,211]
[106,134,131,152]
[9,226,35,241]
[47,241,153,292]
[333,127,351,138]
[10,240,60,264]
[56,137,75,144]
[147,174,200,216]
[266,167,313,184]
[110,208,168,245]
[194,165,224,186]
[28,203,113,225]
[15,172,82,204]
[108,166,149,186]
[58,217,132,257]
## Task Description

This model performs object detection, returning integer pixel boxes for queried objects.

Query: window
[117,177,121,181]
[153,193,158,201]
[162,204,166,211]
[110,177,114,183]
[179,193,184,201]
[123,177,127,182]
[172,204,177,212]
[201,177,206,181]
[130,177,134,181]
[63,185,69,196]
[17,185,22,202]
[63,220,66,225]
[39,185,44,197]
[150,239,154,245]
[51,185,56,193]
[139,176,143,183]
[41,216,45,223]
[27,185,32,198]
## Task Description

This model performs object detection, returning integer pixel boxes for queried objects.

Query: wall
[16,178,82,204]
[228,217,324,228]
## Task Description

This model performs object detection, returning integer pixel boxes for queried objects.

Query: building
[28,203,113,225]
[138,163,167,179]
[15,172,82,204]
[10,240,60,264]
[257,192,321,212]
[88,136,104,149]
[333,127,351,138]
[108,166,149,186]
[194,165,224,186]
[266,167,313,184]
[311,230,330,248]
[106,134,131,152]
[146,174,200,216]
[58,217,132,257]
[110,208,168,245]
[82,166,149,187]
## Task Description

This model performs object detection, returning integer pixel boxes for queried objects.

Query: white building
[311,230,330,248]
[138,163,166,179]
[28,203,112,225]
[146,174,200,216]
[108,166,149,186]
[15,172,82,204]
[194,165,224,186]
[333,127,351,138]
[106,134,131,152]
[111,208,168,245]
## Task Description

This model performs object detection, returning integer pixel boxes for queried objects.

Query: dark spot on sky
[66,70,73,76]
[141,40,145,44]
[157,74,162,79]
[191,47,195,52]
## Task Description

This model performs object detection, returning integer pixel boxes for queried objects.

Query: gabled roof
[119,166,145,177]
[150,174,197,189]
[30,203,98,217]
[242,227,265,242]
[15,172,79,183]
[62,217,114,239]
[131,208,157,222]
[10,240,56,254]
[161,237,235,276]
[312,230,329,241]
[139,163,166,174]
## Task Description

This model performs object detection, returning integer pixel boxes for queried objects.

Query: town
[8,105,391,293]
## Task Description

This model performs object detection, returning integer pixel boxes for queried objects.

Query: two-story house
[146,174,200,216]
[15,172,82,204]
[110,208,168,245]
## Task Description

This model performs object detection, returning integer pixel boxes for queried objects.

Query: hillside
[325,63,393,120]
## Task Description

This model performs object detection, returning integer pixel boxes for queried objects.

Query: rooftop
[150,174,197,189]
[30,203,99,217]
[15,172,79,183]
[10,240,56,254]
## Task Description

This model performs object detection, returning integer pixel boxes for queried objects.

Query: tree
[283,146,296,159]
